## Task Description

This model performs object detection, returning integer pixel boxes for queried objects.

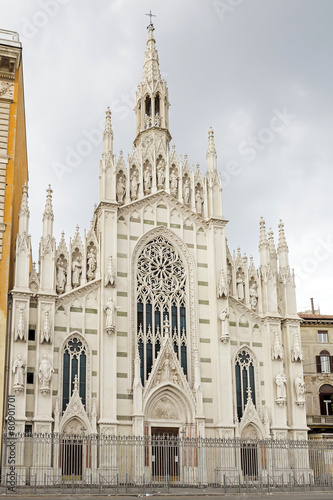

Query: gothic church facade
[7,23,308,459]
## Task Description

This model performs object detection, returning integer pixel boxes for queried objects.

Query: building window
[62,336,87,412]
[24,424,33,435]
[136,236,187,385]
[27,372,34,384]
[319,384,333,415]
[316,350,333,374]
[28,328,36,341]
[235,349,256,421]
[318,331,328,343]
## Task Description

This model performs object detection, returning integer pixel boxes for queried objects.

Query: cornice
[56,277,101,306]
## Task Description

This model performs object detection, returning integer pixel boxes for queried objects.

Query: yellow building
[0,30,28,439]
[299,311,333,438]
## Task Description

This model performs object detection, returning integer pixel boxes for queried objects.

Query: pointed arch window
[235,349,256,420]
[62,336,87,412]
[136,236,187,385]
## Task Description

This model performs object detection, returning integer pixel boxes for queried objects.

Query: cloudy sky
[2,0,333,313]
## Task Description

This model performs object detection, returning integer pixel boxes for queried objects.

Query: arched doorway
[61,418,85,478]
[241,425,259,479]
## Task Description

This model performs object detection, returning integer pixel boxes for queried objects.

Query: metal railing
[1,433,333,494]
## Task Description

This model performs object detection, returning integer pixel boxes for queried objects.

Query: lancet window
[62,336,87,412]
[136,236,187,385]
[235,349,256,420]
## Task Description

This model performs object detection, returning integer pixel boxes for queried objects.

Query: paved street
[3,492,333,499]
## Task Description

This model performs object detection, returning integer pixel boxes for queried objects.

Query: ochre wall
[0,58,29,442]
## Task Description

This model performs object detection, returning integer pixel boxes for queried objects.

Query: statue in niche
[130,172,138,199]
[13,354,26,392]
[72,259,82,288]
[157,162,165,188]
[275,371,287,403]
[249,283,258,310]
[104,296,120,334]
[144,166,151,193]
[183,178,190,205]
[116,175,126,203]
[38,353,54,395]
[295,372,306,404]
[236,272,244,301]
[195,190,203,214]
[40,310,52,343]
[87,249,97,280]
[56,260,66,293]
[219,307,229,343]
[170,170,178,196]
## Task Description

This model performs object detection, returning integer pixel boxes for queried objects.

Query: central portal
[151,427,179,479]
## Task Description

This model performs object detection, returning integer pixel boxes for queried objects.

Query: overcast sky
[2,0,332,313]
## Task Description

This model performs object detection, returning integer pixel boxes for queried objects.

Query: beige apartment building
[299,311,333,438]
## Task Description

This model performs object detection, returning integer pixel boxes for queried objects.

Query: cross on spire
[146,10,156,26]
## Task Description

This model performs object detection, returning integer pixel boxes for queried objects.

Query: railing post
[98,473,101,493]
[34,473,36,494]
[223,473,226,493]
[289,473,292,492]
[281,473,284,492]
[90,473,92,493]
[126,472,128,493]
[44,472,46,494]
[246,474,248,493]
[71,473,74,494]
[238,474,241,493]
[309,473,313,491]
[117,472,119,493]
[303,473,306,491]
[268,474,270,493]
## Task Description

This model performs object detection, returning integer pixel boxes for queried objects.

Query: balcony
[307,415,333,426]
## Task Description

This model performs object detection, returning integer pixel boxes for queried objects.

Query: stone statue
[116,175,126,203]
[184,178,190,204]
[219,307,229,342]
[195,190,203,214]
[38,353,54,395]
[170,170,178,195]
[130,172,138,199]
[72,259,82,287]
[275,371,287,403]
[56,261,66,293]
[40,310,52,343]
[144,166,151,193]
[236,272,244,301]
[295,372,306,404]
[87,250,97,280]
[249,283,258,310]
[13,354,26,392]
[104,296,120,334]
[157,163,165,188]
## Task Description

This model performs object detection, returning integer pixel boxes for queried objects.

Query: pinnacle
[43,184,54,222]
[259,217,268,249]
[278,219,288,252]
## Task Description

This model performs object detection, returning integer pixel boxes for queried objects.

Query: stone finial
[142,21,161,83]
[268,229,276,256]
[207,127,216,156]
[43,185,54,222]
[103,107,113,154]
[278,219,288,252]
[73,374,79,391]
[259,217,268,250]
[19,182,29,218]
[272,329,284,360]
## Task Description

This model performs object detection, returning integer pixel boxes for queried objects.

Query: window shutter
[316,356,322,373]
[330,356,333,373]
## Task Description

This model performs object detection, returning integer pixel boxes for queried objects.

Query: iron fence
[1,433,333,494]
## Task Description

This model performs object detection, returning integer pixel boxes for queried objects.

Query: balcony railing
[307,415,333,425]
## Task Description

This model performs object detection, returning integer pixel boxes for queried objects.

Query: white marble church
[8,21,308,455]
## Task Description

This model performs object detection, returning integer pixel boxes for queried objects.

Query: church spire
[134,21,171,147]
[142,22,161,84]
[18,182,29,235]
[278,219,289,268]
